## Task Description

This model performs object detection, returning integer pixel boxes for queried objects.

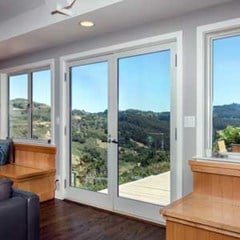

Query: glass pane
[118,50,171,206]
[32,69,51,141]
[9,74,28,138]
[212,35,240,153]
[70,61,108,192]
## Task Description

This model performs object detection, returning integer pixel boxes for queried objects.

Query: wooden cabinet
[166,221,239,240]
[161,159,240,240]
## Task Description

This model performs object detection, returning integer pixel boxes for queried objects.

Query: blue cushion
[0,178,13,201]
[0,142,10,165]
[0,139,14,164]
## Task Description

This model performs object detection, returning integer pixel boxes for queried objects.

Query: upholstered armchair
[0,178,40,240]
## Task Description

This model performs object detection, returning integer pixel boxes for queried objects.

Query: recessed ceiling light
[79,21,95,27]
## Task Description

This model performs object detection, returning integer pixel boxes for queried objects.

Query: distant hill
[118,109,170,149]
[213,103,240,131]
[71,108,170,150]
[11,97,237,190]
[11,98,28,109]
[10,98,51,122]
[10,98,240,144]
[214,103,240,119]
[71,103,240,150]
[70,108,171,189]
[11,98,50,110]
[10,98,51,140]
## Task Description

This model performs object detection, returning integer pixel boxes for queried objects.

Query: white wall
[1,1,240,196]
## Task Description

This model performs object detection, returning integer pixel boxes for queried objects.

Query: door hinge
[64,126,67,136]
[175,128,177,141]
[64,179,67,188]
[175,54,177,67]
[64,72,67,82]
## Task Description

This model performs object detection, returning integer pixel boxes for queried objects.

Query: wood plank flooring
[40,199,166,240]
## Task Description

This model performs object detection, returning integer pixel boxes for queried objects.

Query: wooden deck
[100,171,170,206]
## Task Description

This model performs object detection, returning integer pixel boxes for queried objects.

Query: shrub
[216,125,240,148]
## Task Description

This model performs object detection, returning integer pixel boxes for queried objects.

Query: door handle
[108,134,118,144]
[111,139,118,144]
[108,138,118,144]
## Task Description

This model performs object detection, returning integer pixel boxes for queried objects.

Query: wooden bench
[161,159,240,240]
[0,143,56,202]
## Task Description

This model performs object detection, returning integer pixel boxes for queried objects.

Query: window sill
[13,139,55,147]
[193,155,240,164]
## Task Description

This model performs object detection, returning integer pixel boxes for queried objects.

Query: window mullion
[28,72,33,139]
[206,36,213,150]
[7,76,10,138]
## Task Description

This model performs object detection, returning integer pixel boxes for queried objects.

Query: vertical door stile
[108,56,118,207]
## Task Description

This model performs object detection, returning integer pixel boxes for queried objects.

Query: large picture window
[212,34,240,153]
[197,20,240,158]
[8,68,52,141]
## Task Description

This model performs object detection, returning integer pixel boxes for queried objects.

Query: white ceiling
[0,0,45,22]
[0,0,235,61]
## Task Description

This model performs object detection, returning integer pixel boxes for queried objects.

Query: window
[8,68,51,142]
[212,34,240,153]
[197,19,240,158]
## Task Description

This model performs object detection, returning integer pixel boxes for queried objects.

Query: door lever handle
[108,138,118,144]
[108,134,118,144]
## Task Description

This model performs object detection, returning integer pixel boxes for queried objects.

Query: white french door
[113,43,177,222]
[64,55,113,209]
[64,42,179,223]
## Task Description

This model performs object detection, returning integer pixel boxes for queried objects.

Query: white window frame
[0,59,55,144]
[196,18,240,159]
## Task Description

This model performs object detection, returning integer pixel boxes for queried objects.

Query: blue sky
[10,69,51,105]
[71,50,170,113]
[213,35,240,106]
[10,35,240,112]
[71,62,108,113]
[9,74,28,101]
[118,50,170,112]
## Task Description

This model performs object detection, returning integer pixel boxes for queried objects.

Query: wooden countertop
[189,159,240,176]
[0,164,54,180]
[161,193,240,236]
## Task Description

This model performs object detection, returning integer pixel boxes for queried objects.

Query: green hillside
[71,109,171,191]
[9,98,51,140]
[213,103,240,141]
[10,98,240,191]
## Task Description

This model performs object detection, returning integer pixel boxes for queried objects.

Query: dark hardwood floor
[40,199,166,240]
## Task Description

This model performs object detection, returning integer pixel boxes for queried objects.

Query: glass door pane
[118,50,171,206]
[9,74,29,138]
[70,61,108,193]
